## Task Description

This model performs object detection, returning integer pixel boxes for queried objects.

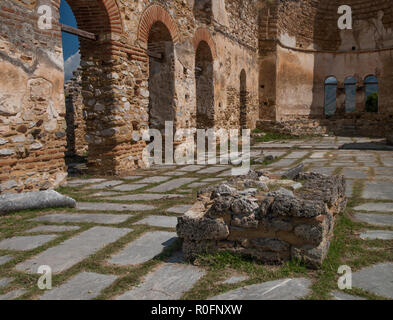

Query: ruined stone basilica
[1,0,393,193]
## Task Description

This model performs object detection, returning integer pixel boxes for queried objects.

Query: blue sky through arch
[60,0,80,80]
[60,0,79,61]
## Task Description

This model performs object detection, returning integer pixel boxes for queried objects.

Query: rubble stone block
[176,170,346,268]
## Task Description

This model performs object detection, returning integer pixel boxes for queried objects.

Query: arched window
[344,77,356,113]
[324,76,337,115]
[364,75,378,113]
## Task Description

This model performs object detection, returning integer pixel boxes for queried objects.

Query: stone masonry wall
[0,0,261,192]
[2,0,393,193]
[271,0,393,130]
[0,0,67,194]
[64,69,88,157]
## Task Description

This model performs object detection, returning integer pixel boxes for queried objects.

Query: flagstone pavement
[0,136,392,300]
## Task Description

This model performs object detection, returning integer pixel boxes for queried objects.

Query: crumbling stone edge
[177,168,347,269]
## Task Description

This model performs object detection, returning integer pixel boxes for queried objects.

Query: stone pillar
[355,82,366,113]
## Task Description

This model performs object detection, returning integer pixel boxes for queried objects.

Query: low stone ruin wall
[257,115,393,138]
[177,168,347,268]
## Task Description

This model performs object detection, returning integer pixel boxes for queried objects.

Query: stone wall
[0,0,67,194]
[1,0,393,193]
[0,0,261,192]
[64,69,87,157]
[177,169,347,268]
[257,114,393,138]
[258,0,393,137]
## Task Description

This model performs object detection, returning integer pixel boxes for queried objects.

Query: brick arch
[138,4,180,44]
[193,28,217,60]
[53,0,123,34]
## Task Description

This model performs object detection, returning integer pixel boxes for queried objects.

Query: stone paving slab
[307,167,336,176]
[0,289,26,300]
[32,213,133,225]
[270,159,296,167]
[202,178,224,182]
[16,227,132,274]
[253,143,297,149]
[150,165,177,169]
[361,162,379,167]
[342,168,368,179]
[166,205,193,214]
[302,160,327,166]
[66,179,106,186]
[187,182,208,188]
[90,191,121,197]
[179,165,205,172]
[381,158,393,166]
[375,168,393,176]
[310,152,327,159]
[208,278,311,300]
[0,235,57,251]
[121,176,143,181]
[354,213,393,227]
[109,231,177,266]
[217,170,233,177]
[147,178,197,193]
[284,151,308,159]
[223,276,249,285]
[134,216,178,228]
[40,272,118,300]
[112,184,148,192]
[0,255,12,266]
[346,180,354,197]
[197,166,228,174]
[137,176,170,184]
[76,202,155,211]
[330,162,357,167]
[162,171,187,176]
[25,225,80,233]
[104,193,184,201]
[85,181,123,190]
[0,277,13,288]
[363,181,393,200]
[354,202,393,212]
[330,291,366,300]
[360,230,393,240]
[352,263,393,298]
[116,263,205,300]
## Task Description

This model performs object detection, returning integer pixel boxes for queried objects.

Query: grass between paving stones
[2,153,392,300]
[181,252,308,300]
[307,180,392,300]
[253,131,318,143]
[0,166,230,299]
[0,205,185,300]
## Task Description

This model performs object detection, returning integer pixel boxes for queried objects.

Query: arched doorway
[147,22,176,133]
[240,70,247,128]
[195,41,214,129]
[59,0,125,174]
